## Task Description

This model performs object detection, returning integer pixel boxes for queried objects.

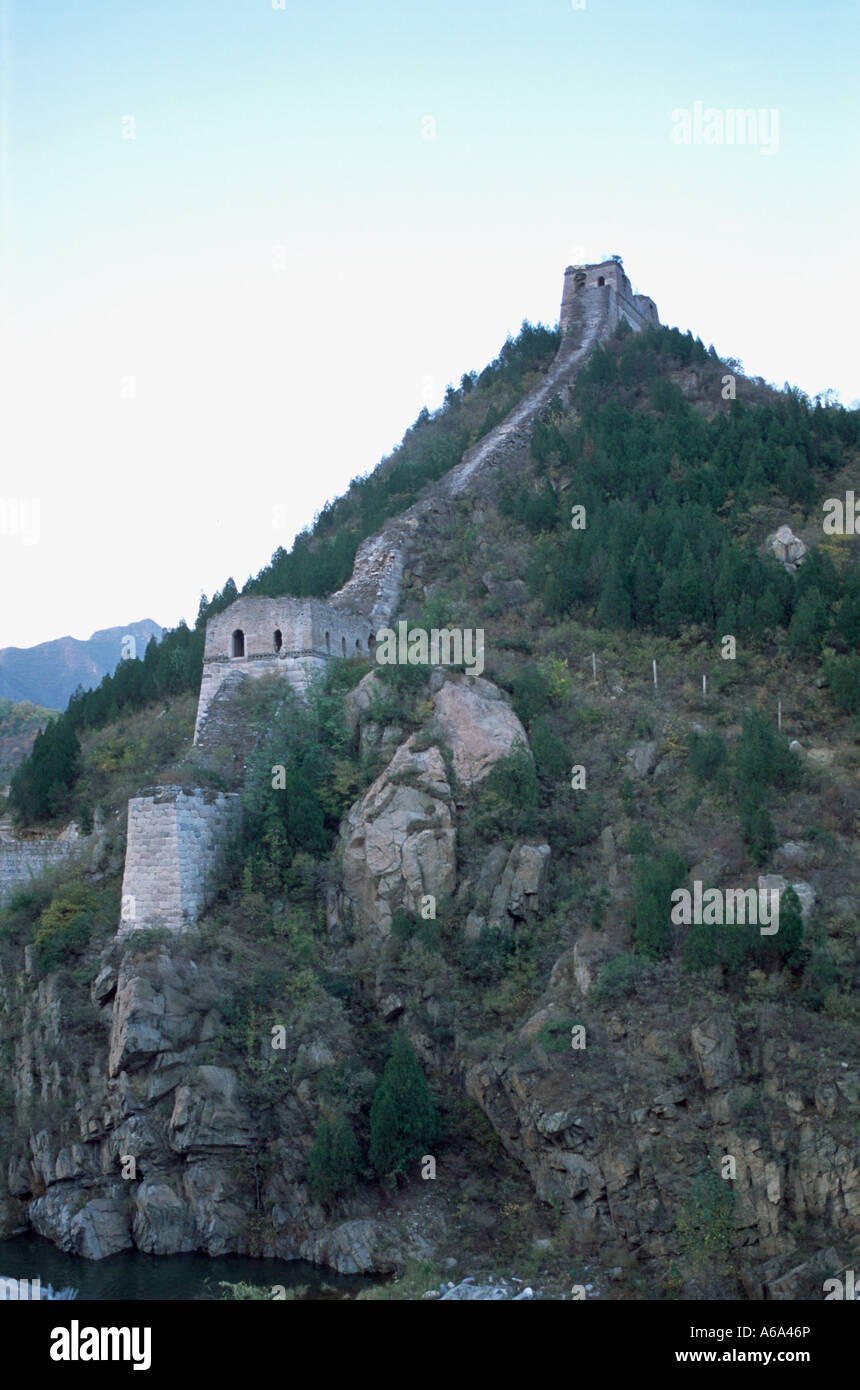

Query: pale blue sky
[2,0,858,649]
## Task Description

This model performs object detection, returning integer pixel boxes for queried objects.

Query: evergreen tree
[369,1030,439,1179]
[735,710,799,792]
[632,849,686,960]
[825,654,860,714]
[596,561,630,629]
[739,791,777,865]
[773,885,804,969]
[307,1111,361,1203]
[788,587,829,656]
[683,918,719,973]
[656,571,682,635]
[755,586,783,633]
[630,537,658,627]
[835,589,860,648]
[529,717,569,782]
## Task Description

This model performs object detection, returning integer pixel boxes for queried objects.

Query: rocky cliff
[1,663,855,1298]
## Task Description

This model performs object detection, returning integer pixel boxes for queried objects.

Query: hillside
[0,620,165,712]
[0,297,857,1302]
[0,699,60,786]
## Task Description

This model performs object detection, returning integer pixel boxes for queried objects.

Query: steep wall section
[117,787,242,936]
[328,276,625,614]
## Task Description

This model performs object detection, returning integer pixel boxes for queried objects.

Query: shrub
[529,717,569,783]
[591,953,647,1002]
[533,1016,584,1053]
[688,730,728,782]
[738,792,777,866]
[32,890,94,971]
[800,949,841,1011]
[306,1111,362,1203]
[474,745,538,837]
[510,667,551,725]
[825,654,860,715]
[632,849,686,960]
[459,927,515,984]
[676,1167,736,1272]
[368,1030,439,1180]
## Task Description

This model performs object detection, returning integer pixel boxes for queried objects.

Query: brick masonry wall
[117,786,242,936]
[0,841,78,906]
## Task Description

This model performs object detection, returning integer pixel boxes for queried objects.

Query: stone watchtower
[559,258,658,345]
[193,594,376,744]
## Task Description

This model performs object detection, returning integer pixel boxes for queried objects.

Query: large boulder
[298,1218,400,1275]
[625,741,659,779]
[431,676,529,789]
[29,1182,133,1260]
[766,525,807,570]
[340,740,456,941]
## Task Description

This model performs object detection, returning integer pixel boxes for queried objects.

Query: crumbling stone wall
[0,841,77,906]
[117,787,242,936]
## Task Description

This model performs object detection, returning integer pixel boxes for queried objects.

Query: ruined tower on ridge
[559,257,658,347]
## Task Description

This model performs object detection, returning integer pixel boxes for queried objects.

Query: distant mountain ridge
[0,620,164,711]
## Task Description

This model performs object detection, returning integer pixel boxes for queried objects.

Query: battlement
[560,259,659,340]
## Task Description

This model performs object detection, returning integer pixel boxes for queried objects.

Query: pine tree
[656,571,682,635]
[774,885,804,969]
[632,849,686,960]
[369,1030,439,1179]
[630,537,658,627]
[307,1111,361,1203]
[683,919,719,972]
[788,587,829,656]
[596,561,630,629]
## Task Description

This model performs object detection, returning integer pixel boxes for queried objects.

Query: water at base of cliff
[0,1233,376,1300]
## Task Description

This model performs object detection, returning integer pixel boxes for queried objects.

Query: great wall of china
[0,261,661,933]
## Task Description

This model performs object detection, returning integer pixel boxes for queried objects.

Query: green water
[0,1233,374,1300]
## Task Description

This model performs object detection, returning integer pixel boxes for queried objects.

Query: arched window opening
[597,276,605,286]
[341,636,346,656]
[368,632,376,653]
[231,629,245,658]
[273,629,282,653]
[355,638,362,652]
[325,631,331,653]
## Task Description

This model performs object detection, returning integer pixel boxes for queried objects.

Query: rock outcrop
[340,674,529,940]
